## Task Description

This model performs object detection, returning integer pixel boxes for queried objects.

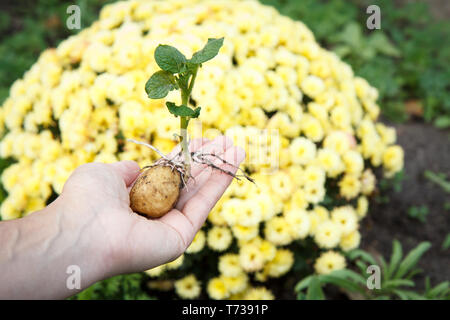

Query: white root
[127,138,255,188]
[127,139,170,160]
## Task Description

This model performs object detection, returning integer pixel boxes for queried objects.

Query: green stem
[180,116,191,175]
[187,67,198,96]
[179,68,198,176]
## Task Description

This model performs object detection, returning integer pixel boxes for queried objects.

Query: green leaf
[186,61,199,73]
[386,239,403,280]
[394,241,431,279]
[434,116,450,129]
[405,268,423,280]
[306,276,325,300]
[384,279,415,289]
[368,32,401,57]
[326,269,367,286]
[442,233,450,250]
[347,249,377,265]
[427,281,449,298]
[355,260,368,274]
[392,289,423,300]
[154,45,187,73]
[190,37,224,64]
[318,272,365,294]
[374,295,390,300]
[379,256,388,277]
[145,70,177,99]
[424,170,450,193]
[295,275,313,292]
[166,102,201,118]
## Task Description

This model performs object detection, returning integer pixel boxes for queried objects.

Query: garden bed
[361,119,449,291]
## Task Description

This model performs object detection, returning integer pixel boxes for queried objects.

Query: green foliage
[155,45,187,74]
[407,205,429,223]
[145,38,223,125]
[261,0,450,126]
[145,71,178,99]
[294,240,447,300]
[424,170,450,193]
[0,0,116,104]
[70,273,152,300]
[166,102,201,119]
[189,37,224,64]
[376,170,404,204]
[442,234,450,251]
[423,277,450,300]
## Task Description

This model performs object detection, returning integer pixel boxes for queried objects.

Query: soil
[272,119,449,300]
[360,119,450,292]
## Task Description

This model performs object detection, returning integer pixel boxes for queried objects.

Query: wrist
[5,195,108,298]
[45,194,114,289]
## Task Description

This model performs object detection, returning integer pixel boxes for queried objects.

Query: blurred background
[0,0,448,298]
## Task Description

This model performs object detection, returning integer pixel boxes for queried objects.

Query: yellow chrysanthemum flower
[314,251,346,275]
[243,287,275,300]
[219,254,243,277]
[175,275,202,299]
[207,226,233,252]
[264,216,292,246]
[314,220,342,249]
[207,277,230,300]
[186,230,206,254]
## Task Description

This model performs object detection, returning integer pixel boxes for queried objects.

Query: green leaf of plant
[442,233,450,250]
[306,276,325,300]
[380,256,388,277]
[145,70,177,99]
[394,241,431,279]
[166,102,201,118]
[427,281,449,298]
[186,61,199,73]
[384,279,415,289]
[318,273,365,294]
[190,37,224,64]
[434,116,450,129]
[392,289,423,300]
[154,45,187,73]
[368,32,401,57]
[355,260,368,274]
[347,249,377,265]
[386,239,403,280]
[294,275,313,292]
[424,170,450,193]
[404,268,423,280]
[326,269,367,286]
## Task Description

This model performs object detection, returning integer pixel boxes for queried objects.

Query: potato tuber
[130,165,182,218]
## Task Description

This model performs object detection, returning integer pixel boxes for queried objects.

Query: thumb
[109,161,141,186]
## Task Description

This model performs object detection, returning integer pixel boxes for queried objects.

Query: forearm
[0,196,106,299]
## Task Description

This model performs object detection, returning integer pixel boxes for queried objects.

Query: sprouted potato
[129,38,253,218]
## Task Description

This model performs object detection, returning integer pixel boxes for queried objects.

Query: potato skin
[130,165,182,218]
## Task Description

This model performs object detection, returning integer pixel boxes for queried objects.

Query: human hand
[59,135,245,280]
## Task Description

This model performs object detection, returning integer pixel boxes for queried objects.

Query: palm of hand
[60,136,244,275]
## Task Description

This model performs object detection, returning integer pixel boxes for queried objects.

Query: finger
[175,136,234,209]
[165,146,245,244]
[166,137,210,159]
[127,138,210,192]
[157,208,195,249]
[109,160,141,187]
[121,216,187,272]
[190,135,234,177]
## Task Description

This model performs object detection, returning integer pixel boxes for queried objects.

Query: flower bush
[0,0,404,299]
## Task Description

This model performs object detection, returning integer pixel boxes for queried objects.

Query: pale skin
[0,136,245,299]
